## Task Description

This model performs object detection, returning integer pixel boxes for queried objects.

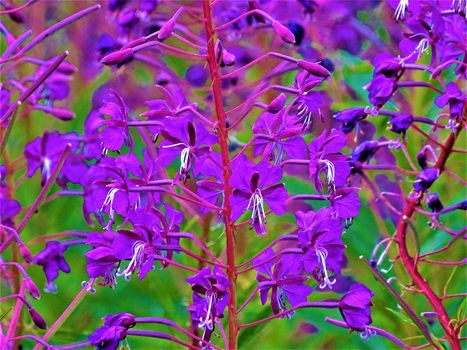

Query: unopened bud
[28,307,47,329]
[19,244,33,264]
[267,93,286,113]
[157,7,184,40]
[34,105,75,120]
[271,20,296,44]
[24,277,41,299]
[101,48,133,66]
[297,60,331,78]
[426,193,443,213]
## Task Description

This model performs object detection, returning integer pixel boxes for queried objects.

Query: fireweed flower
[434,82,465,128]
[308,129,350,195]
[186,266,230,346]
[252,110,306,164]
[24,131,77,186]
[158,119,217,180]
[89,312,136,350]
[32,241,71,293]
[99,91,134,153]
[254,249,312,315]
[86,231,120,288]
[333,107,368,134]
[338,283,375,335]
[295,91,324,129]
[296,208,345,289]
[230,159,288,235]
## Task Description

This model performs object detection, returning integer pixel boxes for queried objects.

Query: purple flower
[296,208,345,289]
[434,82,465,127]
[230,159,288,235]
[338,283,374,332]
[33,241,71,293]
[24,131,76,186]
[86,232,120,288]
[254,249,312,315]
[186,266,229,344]
[389,113,414,135]
[252,110,306,164]
[99,92,133,152]
[364,75,397,108]
[158,119,217,180]
[414,167,439,192]
[333,107,368,134]
[89,312,135,350]
[308,129,350,194]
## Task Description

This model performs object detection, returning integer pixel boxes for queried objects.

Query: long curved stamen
[116,241,145,279]
[199,290,216,339]
[414,38,430,58]
[319,159,336,191]
[452,0,467,18]
[394,0,409,20]
[247,188,267,231]
[161,142,191,173]
[100,188,119,229]
[316,247,336,289]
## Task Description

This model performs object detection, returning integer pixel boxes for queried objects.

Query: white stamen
[394,0,409,20]
[316,247,336,289]
[277,290,294,318]
[161,143,191,174]
[247,189,267,231]
[319,159,336,191]
[100,188,119,229]
[414,38,430,58]
[452,0,467,18]
[116,241,145,278]
[199,291,216,332]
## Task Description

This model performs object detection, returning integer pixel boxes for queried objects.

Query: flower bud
[413,168,439,192]
[333,107,367,134]
[389,113,413,134]
[28,307,47,329]
[221,49,235,67]
[57,61,78,75]
[457,200,467,210]
[426,193,443,213]
[267,93,286,113]
[122,36,147,49]
[351,140,380,163]
[24,277,41,299]
[34,105,75,120]
[101,48,133,66]
[296,60,331,78]
[19,244,33,264]
[271,20,296,44]
[157,7,184,40]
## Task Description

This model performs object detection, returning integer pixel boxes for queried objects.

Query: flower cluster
[0,1,464,350]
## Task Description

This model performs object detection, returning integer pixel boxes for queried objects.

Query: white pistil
[199,290,216,334]
[116,241,145,279]
[42,157,52,180]
[319,159,336,191]
[161,142,191,174]
[394,0,409,20]
[316,247,336,289]
[247,188,267,231]
[100,188,119,229]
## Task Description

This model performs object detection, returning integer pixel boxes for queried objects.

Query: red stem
[395,131,461,350]
[202,1,238,348]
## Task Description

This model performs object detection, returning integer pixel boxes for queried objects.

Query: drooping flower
[338,283,374,332]
[33,241,71,293]
[99,91,134,153]
[296,208,345,289]
[89,312,136,350]
[308,129,350,195]
[254,248,312,315]
[186,266,230,346]
[230,159,288,235]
